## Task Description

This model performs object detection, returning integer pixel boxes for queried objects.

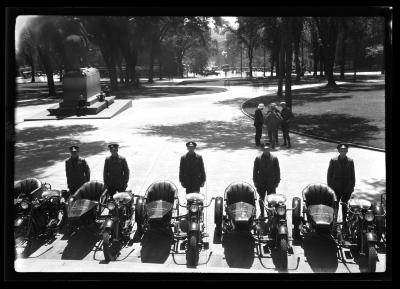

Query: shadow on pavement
[61,230,100,260]
[140,228,174,264]
[14,125,107,181]
[115,86,227,99]
[222,231,255,269]
[302,232,338,273]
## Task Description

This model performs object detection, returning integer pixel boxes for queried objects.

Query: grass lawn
[243,78,385,150]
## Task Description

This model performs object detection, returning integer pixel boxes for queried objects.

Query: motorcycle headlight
[107,202,116,211]
[277,205,286,216]
[69,197,74,203]
[20,201,29,210]
[365,210,375,222]
[190,204,198,213]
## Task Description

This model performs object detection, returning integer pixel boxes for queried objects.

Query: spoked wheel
[367,242,377,272]
[102,230,119,262]
[186,233,199,268]
[278,236,288,272]
[15,225,35,259]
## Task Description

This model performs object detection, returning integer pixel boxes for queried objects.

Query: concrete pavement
[13,76,386,273]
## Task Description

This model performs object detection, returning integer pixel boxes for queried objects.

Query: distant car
[202,70,220,76]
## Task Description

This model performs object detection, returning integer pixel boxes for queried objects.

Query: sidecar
[135,181,179,235]
[66,180,106,235]
[292,183,338,239]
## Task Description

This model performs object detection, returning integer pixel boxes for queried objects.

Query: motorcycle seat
[266,194,286,206]
[224,182,256,206]
[186,193,205,202]
[348,198,371,210]
[14,178,42,198]
[308,204,334,227]
[113,192,132,204]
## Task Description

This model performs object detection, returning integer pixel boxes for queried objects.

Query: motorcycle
[100,190,136,262]
[14,178,67,258]
[340,198,379,272]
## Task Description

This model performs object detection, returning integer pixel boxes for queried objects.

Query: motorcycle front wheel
[186,233,199,268]
[367,242,377,272]
[102,230,119,262]
[278,236,288,271]
[15,225,35,259]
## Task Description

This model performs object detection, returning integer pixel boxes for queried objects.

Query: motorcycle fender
[188,221,200,232]
[14,217,27,228]
[101,218,114,232]
[278,224,288,235]
[365,231,377,242]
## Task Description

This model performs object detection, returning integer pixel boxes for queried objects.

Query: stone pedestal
[48,67,115,116]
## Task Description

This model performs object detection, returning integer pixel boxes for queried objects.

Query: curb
[240,93,385,153]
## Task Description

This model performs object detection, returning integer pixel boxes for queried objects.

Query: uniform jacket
[179,152,206,189]
[65,157,90,191]
[327,156,355,193]
[103,154,130,189]
[265,110,283,131]
[281,107,293,123]
[254,108,264,126]
[253,153,281,188]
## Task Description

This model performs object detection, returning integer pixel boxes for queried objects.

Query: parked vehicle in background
[201,70,220,76]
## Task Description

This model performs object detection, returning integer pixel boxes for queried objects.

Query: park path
[14,78,386,272]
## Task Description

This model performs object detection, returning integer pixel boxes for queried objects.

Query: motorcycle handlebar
[177,197,215,208]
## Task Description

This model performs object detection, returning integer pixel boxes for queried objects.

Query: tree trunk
[270,51,274,77]
[37,47,56,96]
[294,34,301,82]
[248,48,253,78]
[148,45,155,83]
[340,20,348,80]
[353,41,360,81]
[285,19,293,107]
[59,66,63,82]
[158,53,163,80]
[118,62,124,84]
[277,41,285,97]
[29,56,35,83]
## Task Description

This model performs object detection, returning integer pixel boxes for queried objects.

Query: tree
[226,17,264,78]
[17,26,37,83]
[314,17,340,87]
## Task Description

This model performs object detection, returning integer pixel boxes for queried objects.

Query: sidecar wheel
[187,233,199,268]
[292,197,301,240]
[102,231,118,262]
[367,243,377,272]
[278,236,288,272]
[135,197,145,228]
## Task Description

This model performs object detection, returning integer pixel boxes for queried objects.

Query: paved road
[13,79,386,273]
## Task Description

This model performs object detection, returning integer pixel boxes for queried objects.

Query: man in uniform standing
[327,143,356,223]
[179,141,206,194]
[253,144,281,217]
[264,103,282,149]
[254,103,265,146]
[103,143,130,196]
[280,102,293,148]
[65,145,91,194]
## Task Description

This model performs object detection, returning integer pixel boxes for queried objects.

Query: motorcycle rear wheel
[102,231,118,262]
[186,233,199,268]
[278,236,288,271]
[367,243,377,272]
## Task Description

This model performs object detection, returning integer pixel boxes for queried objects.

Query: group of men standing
[65,139,355,223]
[254,102,293,149]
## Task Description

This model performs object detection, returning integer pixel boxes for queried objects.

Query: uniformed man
[65,145,90,194]
[264,103,282,149]
[327,143,356,223]
[179,141,206,194]
[103,143,130,195]
[254,103,265,146]
[280,102,293,148]
[253,144,281,217]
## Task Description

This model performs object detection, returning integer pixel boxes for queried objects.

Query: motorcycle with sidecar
[100,189,138,262]
[14,178,68,258]
[135,180,214,268]
[214,182,292,271]
[339,198,381,272]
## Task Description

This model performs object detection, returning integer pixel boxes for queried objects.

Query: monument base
[47,96,115,116]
